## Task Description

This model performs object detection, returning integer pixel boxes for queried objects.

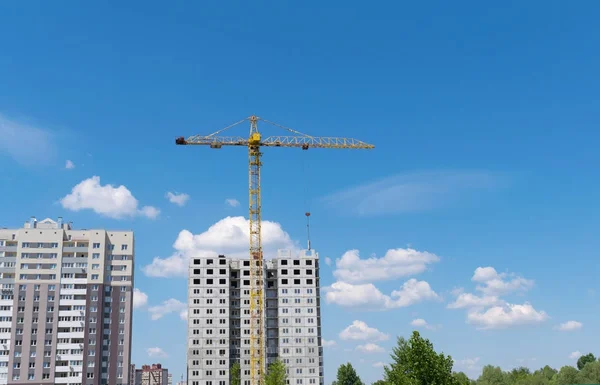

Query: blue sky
[1,1,600,383]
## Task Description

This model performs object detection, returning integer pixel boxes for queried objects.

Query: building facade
[130,365,136,385]
[187,250,323,385]
[134,364,169,385]
[0,217,134,385]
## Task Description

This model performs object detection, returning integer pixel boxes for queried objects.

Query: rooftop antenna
[305,212,311,250]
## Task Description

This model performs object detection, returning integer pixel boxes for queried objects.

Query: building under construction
[135,364,171,385]
[187,250,324,385]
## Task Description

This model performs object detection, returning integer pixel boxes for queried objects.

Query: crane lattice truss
[175,115,374,385]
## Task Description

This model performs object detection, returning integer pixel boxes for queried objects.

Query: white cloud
[0,113,57,165]
[411,318,428,327]
[457,357,480,368]
[466,302,549,330]
[180,310,188,321]
[324,279,439,310]
[556,321,583,331]
[322,339,337,348]
[339,321,389,342]
[60,176,160,219]
[356,343,385,354]
[133,289,148,309]
[324,257,332,266]
[325,282,391,309]
[516,357,537,364]
[373,362,385,368]
[333,248,440,283]
[225,198,240,207]
[320,170,504,216]
[410,318,437,330]
[569,351,582,359]
[166,192,190,207]
[143,216,295,278]
[147,298,187,320]
[456,357,481,377]
[447,293,504,309]
[139,206,160,219]
[65,160,75,169]
[449,267,545,330]
[392,279,440,306]
[147,347,168,358]
[472,267,534,296]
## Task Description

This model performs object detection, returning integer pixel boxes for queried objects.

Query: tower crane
[175,115,374,385]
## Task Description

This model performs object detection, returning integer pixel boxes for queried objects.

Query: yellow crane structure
[175,115,374,385]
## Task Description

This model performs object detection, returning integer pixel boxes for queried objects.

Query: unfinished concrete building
[186,249,324,385]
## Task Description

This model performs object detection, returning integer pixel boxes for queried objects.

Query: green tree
[372,380,388,385]
[533,366,557,383]
[384,331,456,385]
[577,353,596,371]
[265,359,288,385]
[453,372,472,385]
[476,365,508,385]
[515,372,548,385]
[508,367,531,385]
[550,366,579,385]
[578,359,600,384]
[515,366,556,385]
[333,363,364,385]
[230,361,241,385]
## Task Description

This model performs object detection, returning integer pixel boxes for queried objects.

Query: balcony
[62,246,89,254]
[0,245,17,252]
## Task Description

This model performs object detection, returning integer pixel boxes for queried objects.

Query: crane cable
[303,150,312,250]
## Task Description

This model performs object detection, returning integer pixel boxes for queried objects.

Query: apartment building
[187,250,323,385]
[0,217,134,385]
[134,364,169,385]
[130,365,136,385]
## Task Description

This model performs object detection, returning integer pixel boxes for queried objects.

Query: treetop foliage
[265,359,288,385]
[333,362,365,385]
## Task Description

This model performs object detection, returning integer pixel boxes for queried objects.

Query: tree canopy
[383,331,456,385]
[265,359,288,385]
[230,361,241,385]
[333,363,364,385]
[577,353,596,371]
[453,371,474,385]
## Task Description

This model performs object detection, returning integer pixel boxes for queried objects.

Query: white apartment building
[187,250,324,385]
[0,217,134,385]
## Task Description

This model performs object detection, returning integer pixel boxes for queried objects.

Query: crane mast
[248,116,265,385]
[175,115,374,385]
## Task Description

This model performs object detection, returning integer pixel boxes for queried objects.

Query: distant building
[0,217,135,385]
[135,364,169,385]
[131,365,137,385]
[176,374,186,385]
